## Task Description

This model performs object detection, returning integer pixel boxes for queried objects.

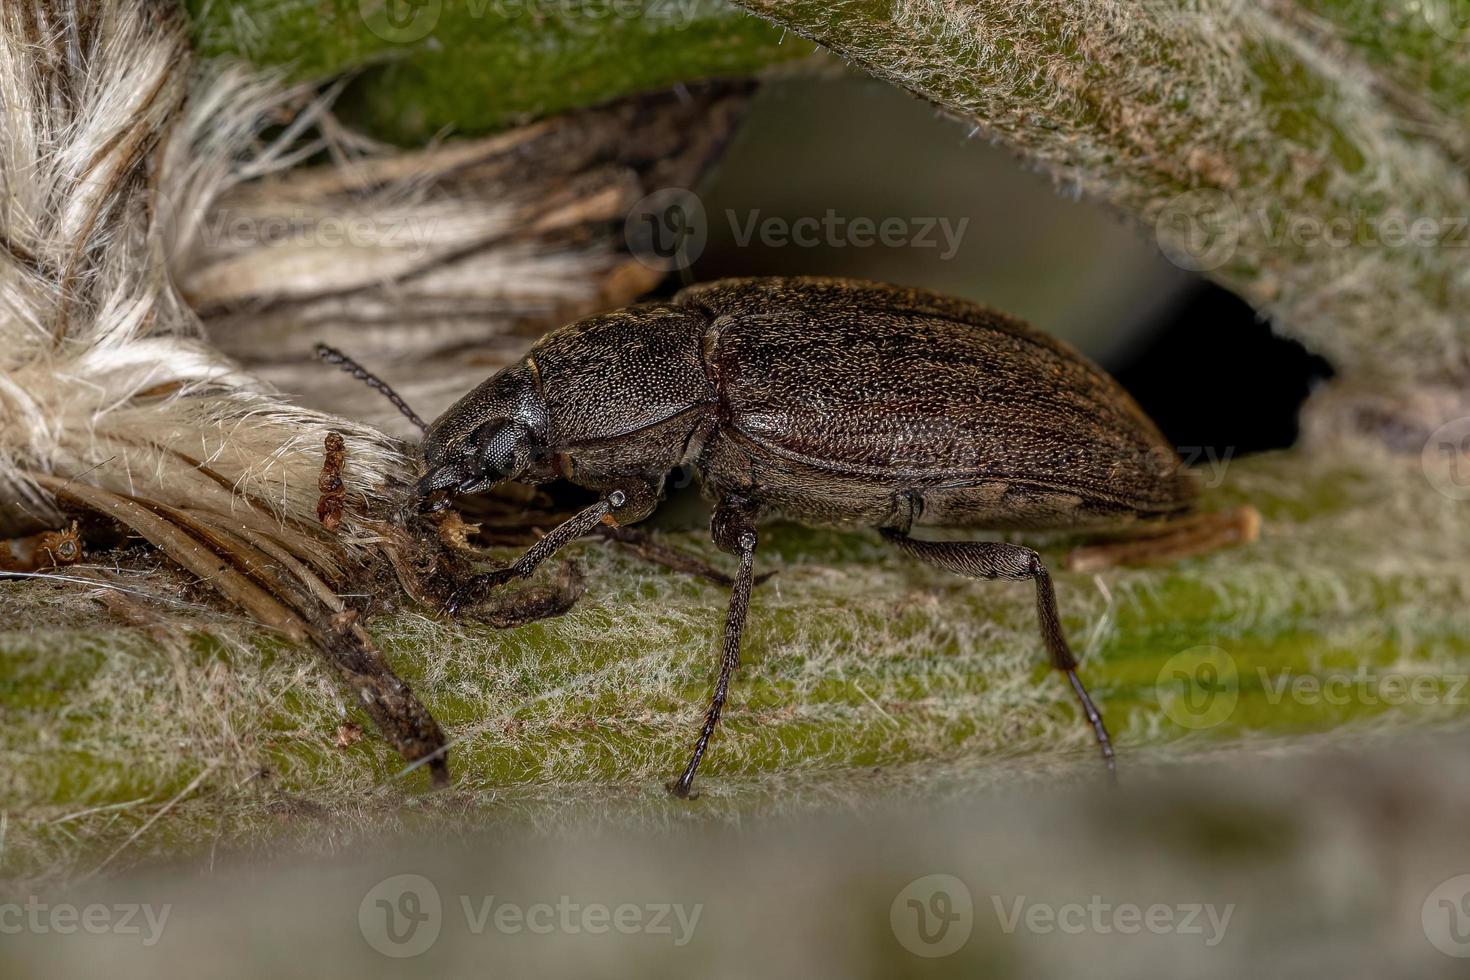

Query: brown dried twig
[29,472,449,786]
[597,524,778,588]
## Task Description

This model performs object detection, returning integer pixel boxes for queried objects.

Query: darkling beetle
[320,276,1225,796]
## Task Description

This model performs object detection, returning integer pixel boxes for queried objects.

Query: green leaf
[184,0,814,142]
[8,451,1470,876]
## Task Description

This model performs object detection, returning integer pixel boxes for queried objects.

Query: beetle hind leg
[880,530,1116,777]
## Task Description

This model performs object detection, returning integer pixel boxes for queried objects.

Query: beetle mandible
[320,276,1246,796]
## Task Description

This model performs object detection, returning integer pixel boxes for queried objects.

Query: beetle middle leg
[669,495,759,799]
[880,529,1116,776]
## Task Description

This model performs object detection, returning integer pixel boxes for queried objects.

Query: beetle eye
[470,420,531,481]
[466,422,493,448]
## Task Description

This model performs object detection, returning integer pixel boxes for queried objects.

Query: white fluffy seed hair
[0,1,410,540]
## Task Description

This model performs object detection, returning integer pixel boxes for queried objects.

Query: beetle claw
[443,566,520,617]
[666,777,699,800]
[420,493,453,514]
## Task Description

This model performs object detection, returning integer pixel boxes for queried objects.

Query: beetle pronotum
[321,276,1256,795]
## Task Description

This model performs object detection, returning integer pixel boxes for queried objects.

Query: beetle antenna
[314,344,428,432]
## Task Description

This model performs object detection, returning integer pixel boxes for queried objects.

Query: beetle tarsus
[444,566,520,616]
[1066,668,1117,780]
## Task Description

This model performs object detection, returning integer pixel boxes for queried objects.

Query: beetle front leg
[669,495,760,799]
[881,530,1116,778]
[444,479,659,615]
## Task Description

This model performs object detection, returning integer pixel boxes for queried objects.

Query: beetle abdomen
[679,277,1196,519]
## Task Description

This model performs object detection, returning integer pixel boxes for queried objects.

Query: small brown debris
[316,432,346,532]
[0,521,84,571]
[335,723,364,748]
[434,509,483,556]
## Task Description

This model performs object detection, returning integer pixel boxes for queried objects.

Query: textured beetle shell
[530,304,715,447]
[425,276,1196,533]
[676,278,1197,531]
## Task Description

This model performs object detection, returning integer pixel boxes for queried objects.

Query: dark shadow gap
[1111,282,1334,457]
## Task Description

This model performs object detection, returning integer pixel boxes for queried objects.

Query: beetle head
[416,361,547,510]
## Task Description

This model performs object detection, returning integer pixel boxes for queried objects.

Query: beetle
[320,276,1247,796]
